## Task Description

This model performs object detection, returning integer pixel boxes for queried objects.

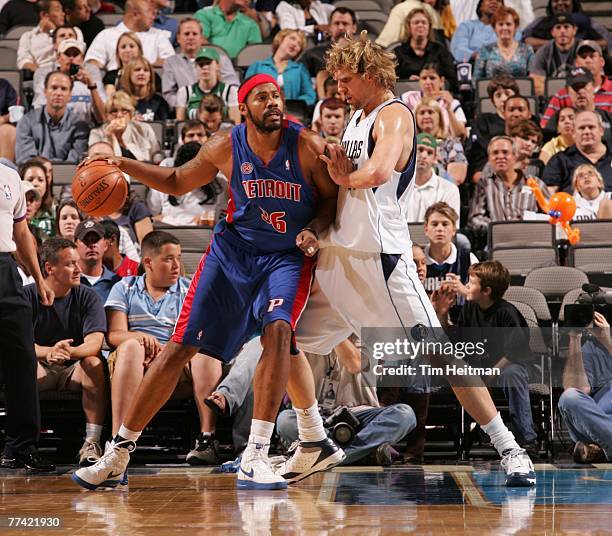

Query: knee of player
[262,320,293,349]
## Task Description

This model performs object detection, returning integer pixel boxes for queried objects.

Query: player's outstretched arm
[320,104,412,189]
[80,132,232,196]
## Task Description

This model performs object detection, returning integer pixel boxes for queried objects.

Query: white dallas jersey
[321,98,416,254]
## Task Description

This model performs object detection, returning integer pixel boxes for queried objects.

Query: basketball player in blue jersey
[72,74,345,491]
[279,33,537,487]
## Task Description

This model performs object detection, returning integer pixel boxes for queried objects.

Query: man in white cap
[33,38,105,124]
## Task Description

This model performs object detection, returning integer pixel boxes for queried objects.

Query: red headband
[238,74,280,104]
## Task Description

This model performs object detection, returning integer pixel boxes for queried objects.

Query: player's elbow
[369,167,390,187]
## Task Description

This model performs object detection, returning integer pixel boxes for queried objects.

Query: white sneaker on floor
[501,448,536,487]
[237,443,287,490]
[72,440,134,490]
[275,438,345,483]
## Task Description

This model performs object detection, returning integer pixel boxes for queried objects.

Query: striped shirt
[541,76,612,128]
[104,275,189,344]
[467,170,548,231]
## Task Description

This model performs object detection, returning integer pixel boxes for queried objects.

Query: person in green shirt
[195,0,262,59]
[176,48,240,123]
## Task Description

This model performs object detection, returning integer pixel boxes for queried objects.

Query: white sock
[246,419,274,450]
[116,424,142,443]
[295,402,326,442]
[85,423,103,442]
[481,413,520,455]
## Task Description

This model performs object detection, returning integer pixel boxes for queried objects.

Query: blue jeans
[276,405,416,465]
[558,383,612,460]
[494,363,538,443]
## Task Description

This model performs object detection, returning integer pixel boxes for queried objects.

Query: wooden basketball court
[1,464,611,534]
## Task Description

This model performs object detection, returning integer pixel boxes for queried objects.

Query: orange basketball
[72,161,128,217]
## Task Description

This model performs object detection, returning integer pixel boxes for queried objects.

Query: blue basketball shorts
[171,224,315,363]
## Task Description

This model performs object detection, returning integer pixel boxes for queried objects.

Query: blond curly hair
[325,31,397,92]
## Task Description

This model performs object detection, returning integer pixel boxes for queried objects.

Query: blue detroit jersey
[227,121,316,252]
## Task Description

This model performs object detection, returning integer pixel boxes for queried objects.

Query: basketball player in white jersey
[279,32,536,487]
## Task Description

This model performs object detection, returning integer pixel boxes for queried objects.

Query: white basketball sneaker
[501,448,537,487]
[237,442,287,490]
[275,438,346,483]
[72,440,135,490]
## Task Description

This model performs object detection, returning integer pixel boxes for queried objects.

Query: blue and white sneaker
[275,437,345,483]
[72,440,135,490]
[237,443,287,490]
[501,448,536,487]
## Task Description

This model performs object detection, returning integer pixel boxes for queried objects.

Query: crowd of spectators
[0,0,611,469]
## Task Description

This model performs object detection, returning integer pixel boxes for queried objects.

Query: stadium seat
[524,266,589,301]
[99,13,123,26]
[5,26,34,39]
[488,221,555,251]
[491,247,557,278]
[0,39,19,50]
[0,69,23,105]
[569,245,612,270]
[181,249,205,276]
[476,78,534,99]
[53,164,77,185]
[545,78,566,97]
[153,224,214,250]
[570,220,612,245]
[149,121,165,148]
[407,222,426,246]
[0,47,17,70]
[333,0,384,13]
[504,286,552,324]
[355,10,389,23]
[395,79,420,96]
[235,44,274,68]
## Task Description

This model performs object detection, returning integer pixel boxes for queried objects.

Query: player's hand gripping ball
[72,159,128,217]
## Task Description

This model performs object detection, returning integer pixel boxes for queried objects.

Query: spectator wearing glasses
[89,91,159,162]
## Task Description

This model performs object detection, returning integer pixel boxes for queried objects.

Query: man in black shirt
[0,0,38,37]
[25,237,108,466]
[62,0,105,48]
[457,261,539,454]
[299,7,357,97]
